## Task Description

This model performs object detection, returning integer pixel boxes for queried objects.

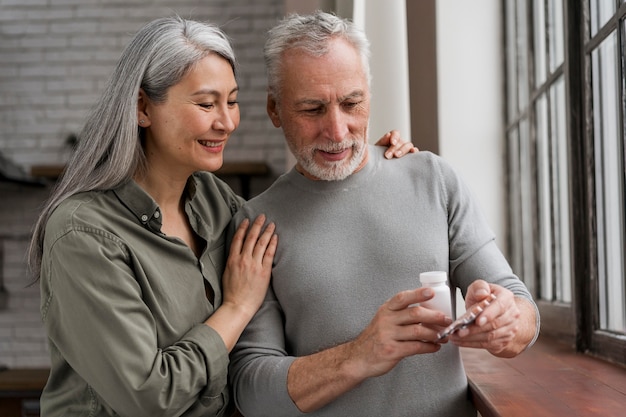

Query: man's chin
[296,145,366,181]
[298,161,354,181]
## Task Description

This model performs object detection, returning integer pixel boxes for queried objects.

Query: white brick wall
[0,182,52,368]
[0,0,286,369]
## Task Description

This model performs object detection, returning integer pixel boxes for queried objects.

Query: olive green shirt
[39,172,244,417]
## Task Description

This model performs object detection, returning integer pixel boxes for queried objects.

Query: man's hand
[449,280,537,357]
[374,129,418,159]
[287,287,451,413]
[345,287,451,378]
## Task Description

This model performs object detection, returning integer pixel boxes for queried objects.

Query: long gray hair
[264,10,371,103]
[28,16,237,278]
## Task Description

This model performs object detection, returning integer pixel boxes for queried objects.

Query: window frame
[504,0,626,365]
[581,0,626,362]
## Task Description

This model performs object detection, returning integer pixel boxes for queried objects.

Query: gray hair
[28,16,237,279]
[264,10,371,102]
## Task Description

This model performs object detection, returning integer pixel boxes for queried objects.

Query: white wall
[354,0,412,142]
[436,0,506,248]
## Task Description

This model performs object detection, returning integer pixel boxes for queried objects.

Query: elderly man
[229,11,539,417]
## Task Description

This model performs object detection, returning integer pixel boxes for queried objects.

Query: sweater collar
[286,145,382,193]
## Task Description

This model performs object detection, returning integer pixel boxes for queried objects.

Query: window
[504,0,626,365]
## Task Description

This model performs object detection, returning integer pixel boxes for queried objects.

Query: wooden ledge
[0,368,48,393]
[462,335,626,417]
[214,161,269,177]
[0,368,49,417]
[30,162,270,180]
[30,161,271,199]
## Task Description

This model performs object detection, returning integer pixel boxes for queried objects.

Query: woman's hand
[222,214,277,316]
[205,215,277,351]
[375,130,418,159]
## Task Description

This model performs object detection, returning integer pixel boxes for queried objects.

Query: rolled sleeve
[185,323,230,400]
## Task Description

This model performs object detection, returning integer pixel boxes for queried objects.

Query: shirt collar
[113,177,198,232]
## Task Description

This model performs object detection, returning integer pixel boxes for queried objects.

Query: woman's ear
[137,89,152,127]
[266,95,281,128]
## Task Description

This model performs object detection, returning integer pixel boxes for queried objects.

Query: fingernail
[422,288,433,297]
[458,328,470,337]
[477,317,487,326]
[477,289,490,297]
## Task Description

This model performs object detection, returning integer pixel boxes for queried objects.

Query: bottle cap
[419,271,448,284]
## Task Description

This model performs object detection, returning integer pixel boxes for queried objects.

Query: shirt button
[154,211,160,219]
[141,214,148,222]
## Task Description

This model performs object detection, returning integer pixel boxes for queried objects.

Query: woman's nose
[214,108,237,133]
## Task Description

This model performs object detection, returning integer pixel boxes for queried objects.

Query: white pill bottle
[419,271,453,318]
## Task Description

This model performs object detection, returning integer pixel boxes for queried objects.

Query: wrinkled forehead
[279,38,368,93]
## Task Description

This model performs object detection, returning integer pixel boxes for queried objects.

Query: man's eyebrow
[295,98,327,106]
[341,90,366,101]
[295,91,366,106]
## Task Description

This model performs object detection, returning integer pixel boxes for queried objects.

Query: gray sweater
[230,147,536,417]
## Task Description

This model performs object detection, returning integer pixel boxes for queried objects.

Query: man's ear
[266,95,281,128]
[137,89,152,127]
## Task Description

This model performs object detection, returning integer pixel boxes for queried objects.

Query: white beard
[289,138,367,181]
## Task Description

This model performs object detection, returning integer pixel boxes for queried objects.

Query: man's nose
[323,107,349,142]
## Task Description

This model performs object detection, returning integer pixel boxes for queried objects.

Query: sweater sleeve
[229,287,300,417]
[435,156,540,344]
[41,228,230,416]
[227,210,301,417]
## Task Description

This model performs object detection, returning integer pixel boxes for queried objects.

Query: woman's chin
[202,157,224,173]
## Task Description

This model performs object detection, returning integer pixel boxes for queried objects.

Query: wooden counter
[0,368,48,417]
[462,335,626,416]
[31,161,271,199]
